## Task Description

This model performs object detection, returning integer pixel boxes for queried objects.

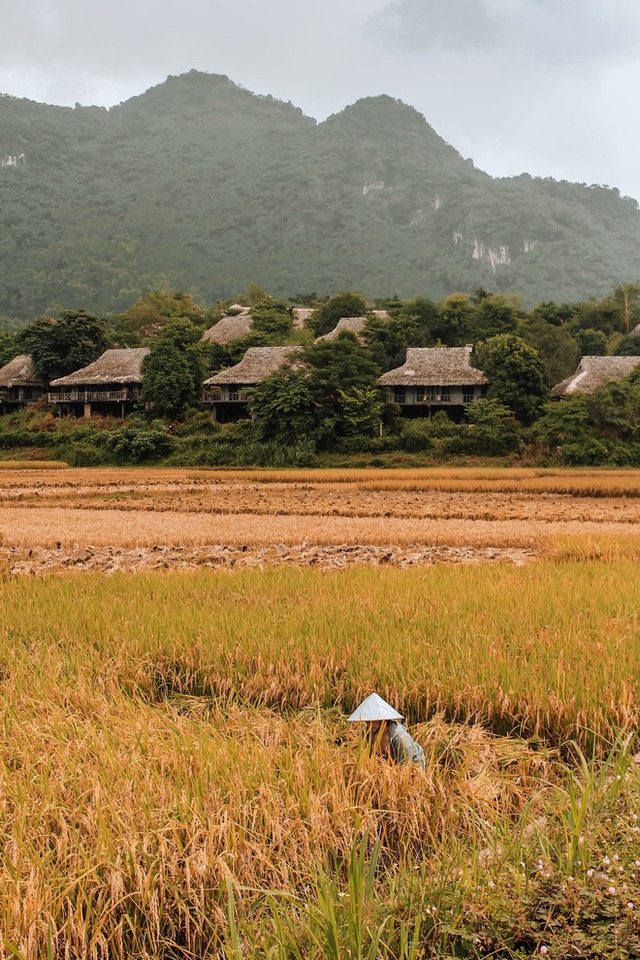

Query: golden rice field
[1,467,640,958]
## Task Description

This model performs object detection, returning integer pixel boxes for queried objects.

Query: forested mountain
[2,69,640,320]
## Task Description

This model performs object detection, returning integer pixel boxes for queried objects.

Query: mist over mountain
[1,69,640,320]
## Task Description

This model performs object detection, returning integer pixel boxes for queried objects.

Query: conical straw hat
[347,693,403,722]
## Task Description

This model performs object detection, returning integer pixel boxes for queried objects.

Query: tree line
[1,283,639,467]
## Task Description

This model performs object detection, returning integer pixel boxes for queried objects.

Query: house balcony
[48,388,136,403]
[389,386,485,406]
[202,388,249,404]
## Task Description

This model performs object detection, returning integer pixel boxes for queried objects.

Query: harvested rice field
[0,465,639,570]
[2,466,640,958]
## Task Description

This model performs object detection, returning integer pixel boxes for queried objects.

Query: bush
[63,442,113,467]
[399,420,435,453]
[560,439,612,465]
[105,427,174,464]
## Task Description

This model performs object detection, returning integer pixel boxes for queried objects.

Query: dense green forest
[2,70,640,321]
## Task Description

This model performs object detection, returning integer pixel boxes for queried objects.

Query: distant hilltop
[1,69,640,319]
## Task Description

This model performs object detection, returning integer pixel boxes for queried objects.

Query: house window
[393,388,406,404]
[428,386,439,401]
[441,386,451,402]
[415,388,425,403]
[463,387,475,403]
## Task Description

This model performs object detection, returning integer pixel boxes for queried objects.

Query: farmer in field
[348,693,426,770]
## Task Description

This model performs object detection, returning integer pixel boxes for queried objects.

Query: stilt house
[203,346,304,422]
[551,356,640,397]
[378,346,488,420]
[0,355,46,412]
[48,348,150,417]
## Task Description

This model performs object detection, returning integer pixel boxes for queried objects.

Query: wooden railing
[202,390,248,403]
[48,389,133,403]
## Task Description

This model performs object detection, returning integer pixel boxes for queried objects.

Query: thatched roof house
[378,346,487,418]
[551,356,640,397]
[631,322,640,336]
[49,348,150,416]
[203,346,305,422]
[202,314,254,344]
[204,346,304,387]
[371,310,390,320]
[316,317,368,345]
[0,354,43,389]
[292,307,314,328]
[50,348,150,387]
[378,347,487,387]
[0,354,45,409]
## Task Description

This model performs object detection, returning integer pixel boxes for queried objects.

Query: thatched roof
[50,348,150,386]
[551,355,640,397]
[316,317,368,345]
[202,314,254,344]
[204,347,304,386]
[0,354,44,388]
[292,307,314,328]
[631,322,640,336]
[378,347,488,387]
[371,310,390,320]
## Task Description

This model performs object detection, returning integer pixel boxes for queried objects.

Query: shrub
[105,427,174,464]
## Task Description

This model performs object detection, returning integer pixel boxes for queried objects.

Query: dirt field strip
[1,504,639,549]
[0,466,639,571]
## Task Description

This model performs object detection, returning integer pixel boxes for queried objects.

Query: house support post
[84,402,92,418]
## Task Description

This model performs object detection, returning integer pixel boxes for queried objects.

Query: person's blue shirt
[388,720,426,770]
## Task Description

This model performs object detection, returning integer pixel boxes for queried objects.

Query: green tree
[471,295,519,341]
[0,330,17,367]
[519,318,579,386]
[365,302,439,371]
[248,370,316,443]
[139,340,196,419]
[17,309,109,381]
[251,297,294,340]
[475,334,548,425]
[463,398,523,455]
[114,288,206,344]
[308,291,368,337]
[304,337,382,443]
[435,293,475,345]
[614,334,640,357]
[534,397,592,446]
[570,297,625,337]
[336,385,384,437]
[530,301,577,327]
[575,328,608,356]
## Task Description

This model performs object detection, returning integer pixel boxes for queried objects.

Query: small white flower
[567,876,574,882]
[587,869,594,877]
[540,947,548,955]
[608,886,616,894]
[628,902,634,910]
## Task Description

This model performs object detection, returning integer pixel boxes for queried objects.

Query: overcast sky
[3,0,640,200]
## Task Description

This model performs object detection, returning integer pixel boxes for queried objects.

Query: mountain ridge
[1,70,639,319]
